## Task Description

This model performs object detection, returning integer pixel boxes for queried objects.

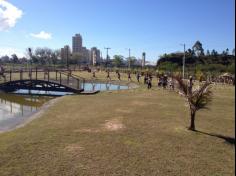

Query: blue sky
[0,0,235,62]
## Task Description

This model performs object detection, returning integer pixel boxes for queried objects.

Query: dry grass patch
[0,75,234,176]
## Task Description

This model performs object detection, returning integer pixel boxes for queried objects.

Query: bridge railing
[0,68,85,91]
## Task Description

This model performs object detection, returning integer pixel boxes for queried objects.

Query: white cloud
[0,0,23,31]
[0,47,25,57]
[30,31,52,40]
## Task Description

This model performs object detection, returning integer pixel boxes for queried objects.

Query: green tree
[34,47,53,65]
[158,62,179,73]
[225,48,229,55]
[113,55,123,67]
[206,50,210,56]
[71,53,84,65]
[192,41,204,56]
[129,57,137,67]
[228,63,235,74]
[211,49,218,56]
[11,54,19,64]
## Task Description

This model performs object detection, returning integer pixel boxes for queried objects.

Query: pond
[83,82,129,91]
[12,82,129,96]
[0,93,53,132]
[0,82,129,132]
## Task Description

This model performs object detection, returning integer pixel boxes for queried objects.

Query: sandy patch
[64,144,84,153]
[174,126,189,133]
[74,117,125,133]
[103,117,125,131]
[115,108,133,114]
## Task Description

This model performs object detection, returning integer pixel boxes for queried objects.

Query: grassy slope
[0,72,235,176]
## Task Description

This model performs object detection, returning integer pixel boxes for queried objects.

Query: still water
[0,93,53,132]
[0,82,129,132]
[83,82,129,91]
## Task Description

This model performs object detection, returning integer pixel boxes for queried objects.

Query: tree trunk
[189,110,196,131]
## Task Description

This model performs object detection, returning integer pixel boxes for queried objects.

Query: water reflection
[14,90,73,96]
[0,93,53,132]
[83,82,128,92]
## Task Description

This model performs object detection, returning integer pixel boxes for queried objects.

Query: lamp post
[125,48,131,69]
[180,44,186,79]
[104,47,111,67]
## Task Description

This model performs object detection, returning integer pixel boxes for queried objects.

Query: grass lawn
[0,71,235,176]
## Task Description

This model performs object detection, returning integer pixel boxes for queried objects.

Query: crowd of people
[97,70,178,90]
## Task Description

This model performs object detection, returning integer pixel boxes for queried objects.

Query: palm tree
[175,76,213,131]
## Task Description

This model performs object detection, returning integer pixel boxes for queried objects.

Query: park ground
[0,71,235,176]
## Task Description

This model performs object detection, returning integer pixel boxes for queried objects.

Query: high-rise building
[72,34,82,53]
[60,48,64,59]
[90,47,101,65]
[81,47,90,64]
[61,45,71,66]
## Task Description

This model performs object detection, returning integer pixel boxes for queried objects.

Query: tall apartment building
[81,47,90,64]
[72,34,82,53]
[60,33,102,65]
[90,47,101,66]
[61,45,71,66]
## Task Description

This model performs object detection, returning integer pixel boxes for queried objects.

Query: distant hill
[156,52,235,74]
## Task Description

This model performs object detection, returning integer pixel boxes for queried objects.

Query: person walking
[163,74,168,89]
[136,72,141,82]
[147,76,152,89]
[106,70,111,80]
[117,71,121,81]
[92,71,96,78]
[128,72,132,81]
[144,74,148,84]
[170,76,175,90]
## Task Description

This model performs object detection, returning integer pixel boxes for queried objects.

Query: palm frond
[174,76,188,95]
[174,76,213,111]
[191,82,213,110]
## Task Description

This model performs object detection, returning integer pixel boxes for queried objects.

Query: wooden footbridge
[0,68,86,94]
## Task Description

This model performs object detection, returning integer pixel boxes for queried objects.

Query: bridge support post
[20,70,23,80]
[56,70,58,81]
[60,72,62,85]
[48,70,50,82]
[36,67,38,80]
[77,79,80,89]
[10,70,12,82]
[29,69,32,80]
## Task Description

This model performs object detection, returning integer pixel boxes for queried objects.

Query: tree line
[0,47,146,68]
[157,41,235,74]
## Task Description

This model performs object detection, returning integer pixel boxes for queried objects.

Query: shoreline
[0,81,139,134]
[0,96,64,134]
